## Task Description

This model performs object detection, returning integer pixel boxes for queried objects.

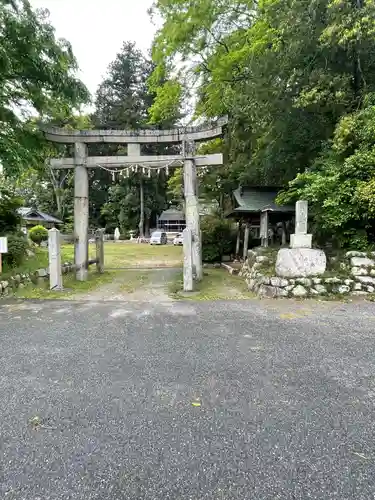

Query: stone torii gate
[43,118,227,284]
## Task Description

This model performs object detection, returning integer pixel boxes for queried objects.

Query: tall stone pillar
[183,140,202,281]
[74,142,89,281]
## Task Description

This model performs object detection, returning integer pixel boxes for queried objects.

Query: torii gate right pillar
[183,140,202,281]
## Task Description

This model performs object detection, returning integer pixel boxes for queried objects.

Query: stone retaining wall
[0,262,74,297]
[240,248,375,298]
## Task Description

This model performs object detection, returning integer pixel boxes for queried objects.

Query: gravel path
[70,268,179,302]
[1,297,375,499]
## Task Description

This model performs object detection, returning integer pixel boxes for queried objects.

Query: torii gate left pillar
[74,142,89,281]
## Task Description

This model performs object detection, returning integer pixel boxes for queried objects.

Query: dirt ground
[70,268,178,302]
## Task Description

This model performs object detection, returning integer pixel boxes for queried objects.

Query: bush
[3,233,29,267]
[201,216,236,262]
[120,231,130,240]
[0,187,22,234]
[28,225,49,245]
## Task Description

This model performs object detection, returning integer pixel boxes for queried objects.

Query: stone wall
[240,248,375,298]
[0,262,74,297]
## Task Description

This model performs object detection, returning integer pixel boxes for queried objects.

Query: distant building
[157,207,185,232]
[157,200,219,233]
[17,208,63,230]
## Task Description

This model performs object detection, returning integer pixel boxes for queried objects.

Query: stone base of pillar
[275,248,326,278]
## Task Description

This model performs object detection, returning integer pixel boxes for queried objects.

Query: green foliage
[277,100,375,247]
[0,182,23,234]
[28,225,48,245]
[101,173,168,233]
[94,42,153,129]
[167,168,183,206]
[0,1,89,175]
[91,41,180,233]
[0,179,28,269]
[148,79,182,124]
[201,216,235,262]
[3,233,29,267]
[150,0,375,247]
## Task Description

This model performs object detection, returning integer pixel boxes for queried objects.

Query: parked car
[150,231,168,245]
[173,233,183,246]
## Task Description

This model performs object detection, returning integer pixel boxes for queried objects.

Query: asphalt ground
[1,298,375,499]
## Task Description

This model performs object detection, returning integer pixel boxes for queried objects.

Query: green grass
[0,246,73,280]
[2,242,181,299]
[1,242,181,281]
[169,268,255,301]
[60,242,182,269]
[101,242,182,268]
[13,270,116,300]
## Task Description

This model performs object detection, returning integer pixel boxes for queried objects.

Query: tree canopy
[92,41,178,234]
[5,0,375,247]
[0,0,89,175]
[149,0,375,246]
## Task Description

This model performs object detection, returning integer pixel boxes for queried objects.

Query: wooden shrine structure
[226,186,295,259]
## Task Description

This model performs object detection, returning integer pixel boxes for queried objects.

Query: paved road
[1,298,375,499]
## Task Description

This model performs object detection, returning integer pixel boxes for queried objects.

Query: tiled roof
[231,187,294,213]
[158,208,185,221]
[17,208,63,224]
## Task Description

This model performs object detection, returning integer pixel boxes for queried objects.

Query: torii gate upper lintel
[42,117,227,285]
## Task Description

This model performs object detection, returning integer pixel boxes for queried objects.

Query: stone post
[260,211,269,247]
[127,143,140,156]
[183,228,193,292]
[183,140,202,281]
[235,222,241,256]
[74,142,89,281]
[48,228,62,290]
[243,223,250,260]
[281,221,287,246]
[290,200,312,248]
[96,229,105,273]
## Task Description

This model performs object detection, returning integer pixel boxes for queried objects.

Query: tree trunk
[139,177,144,237]
[145,216,150,237]
[49,167,65,219]
[353,0,364,103]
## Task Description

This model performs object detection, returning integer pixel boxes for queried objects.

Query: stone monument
[275,200,326,278]
[114,227,120,242]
